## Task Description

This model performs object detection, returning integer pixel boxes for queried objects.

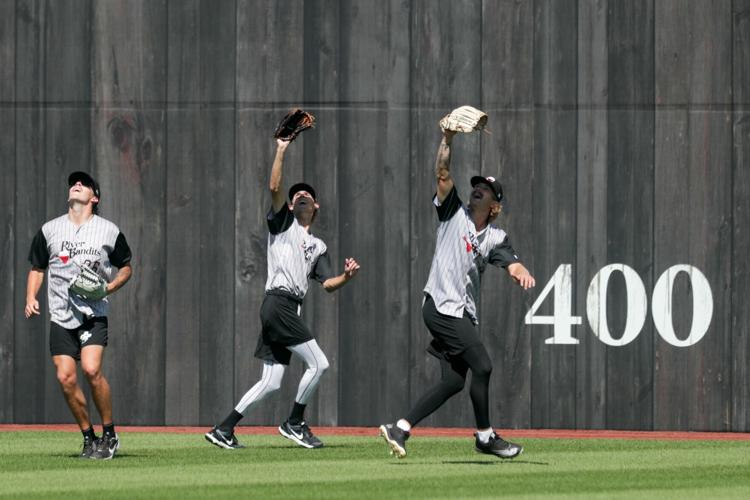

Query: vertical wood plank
[480,0,535,429]
[234,0,305,426]
[164,0,200,426]
[574,0,608,429]
[410,0,483,427]
[337,0,411,426]
[14,0,48,423]
[654,0,733,430]
[299,0,340,426]
[166,0,236,426]
[604,0,655,430]
[0,0,16,423]
[530,0,578,428]
[91,0,168,424]
[732,0,750,432]
[42,0,94,424]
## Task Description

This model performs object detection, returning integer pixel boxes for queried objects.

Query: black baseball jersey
[265,204,332,300]
[28,214,132,328]
[423,186,520,325]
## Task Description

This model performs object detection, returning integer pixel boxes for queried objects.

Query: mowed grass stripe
[1,432,749,499]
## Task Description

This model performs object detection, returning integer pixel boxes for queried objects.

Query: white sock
[476,428,493,443]
[396,419,412,432]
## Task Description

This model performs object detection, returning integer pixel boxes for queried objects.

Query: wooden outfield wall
[1,0,748,431]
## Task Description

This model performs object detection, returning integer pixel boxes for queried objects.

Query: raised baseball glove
[274,108,315,142]
[439,105,489,133]
[69,264,108,301]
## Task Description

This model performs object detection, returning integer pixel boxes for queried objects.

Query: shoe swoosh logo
[290,428,304,440]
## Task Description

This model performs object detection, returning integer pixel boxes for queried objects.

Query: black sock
[102,423,116,437]
[218,410,243,433]
[82,427,97,441]
[289,402,306,425]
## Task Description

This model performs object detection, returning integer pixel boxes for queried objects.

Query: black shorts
[50,317,108,360]
[422,295,483,361]
[254,291,314,365]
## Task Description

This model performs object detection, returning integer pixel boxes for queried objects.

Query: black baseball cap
[68,171,101,200]
[470,175,503,202]
[288,182,317,202]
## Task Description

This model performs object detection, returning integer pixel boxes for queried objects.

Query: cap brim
[68,171,96,187]
[288,182,317,202]
[470,176,501,201]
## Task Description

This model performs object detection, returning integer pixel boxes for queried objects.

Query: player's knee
[81,364,102,381]
[445,375,466,394]
[266,378,283,393]
[317,356,330,375]
[472,360,493,380]
[56,370,77,389]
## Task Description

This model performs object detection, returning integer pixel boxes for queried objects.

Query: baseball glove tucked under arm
[440,105,489,133]
[274,108,315,142]
[69,265,108,301]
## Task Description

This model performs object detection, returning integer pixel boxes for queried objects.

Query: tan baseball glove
[439,105,489,133]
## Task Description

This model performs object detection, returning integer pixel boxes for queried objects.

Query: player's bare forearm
[24,268,45,318]
[507,262,536,290]
[106,264,132,295]
[322,258,360,293]
[270,139,290,212]
[435,131,455,202]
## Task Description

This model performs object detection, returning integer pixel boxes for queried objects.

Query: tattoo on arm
[435,137,454,202]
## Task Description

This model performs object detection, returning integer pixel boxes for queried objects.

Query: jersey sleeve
[109,232,133,268]
[267,203,294,235]
[28,229,50,269]
[433,185,462,222]
[310,251,333,284]
[488,235,521,269]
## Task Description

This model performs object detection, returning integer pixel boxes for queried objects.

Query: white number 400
[524,264,714,347]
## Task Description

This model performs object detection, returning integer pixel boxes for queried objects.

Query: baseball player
[380,127,535,459]
[205,137,360,450]
[24,172,133,460]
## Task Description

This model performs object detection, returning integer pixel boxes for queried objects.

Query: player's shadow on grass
[442,459,549,466]
[63,452,144,459]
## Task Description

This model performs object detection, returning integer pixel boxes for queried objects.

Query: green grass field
[1,431,749,499]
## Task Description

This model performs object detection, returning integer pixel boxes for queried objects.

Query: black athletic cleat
[79,435,99,459]
[379,423,409,458]
[90,433,120,460]
[278,420,323,449]
[474,432,523,459]
[204,427,245,450]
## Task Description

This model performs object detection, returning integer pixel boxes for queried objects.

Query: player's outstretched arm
[24,267,45,318]
[507,262,536,290]
[435,129,456,203]
[322,258,360,293]
[106,263,132,296]
[270,139,290,213]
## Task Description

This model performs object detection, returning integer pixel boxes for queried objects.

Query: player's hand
[442,129,456,143]
[343,258,360,279]
[24,298,40,318]
[508,263,535,290]
[276,138,291,150]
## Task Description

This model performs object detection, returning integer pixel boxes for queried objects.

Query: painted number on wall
[524,264,714,347]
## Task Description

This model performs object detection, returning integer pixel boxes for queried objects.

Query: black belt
[266,289,304,305]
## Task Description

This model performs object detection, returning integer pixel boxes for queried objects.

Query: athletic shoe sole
[91,440,120,460]
[204,432,234,450]
[278,425,316,449]
[474,444,523,459]
[379,425,406,459]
